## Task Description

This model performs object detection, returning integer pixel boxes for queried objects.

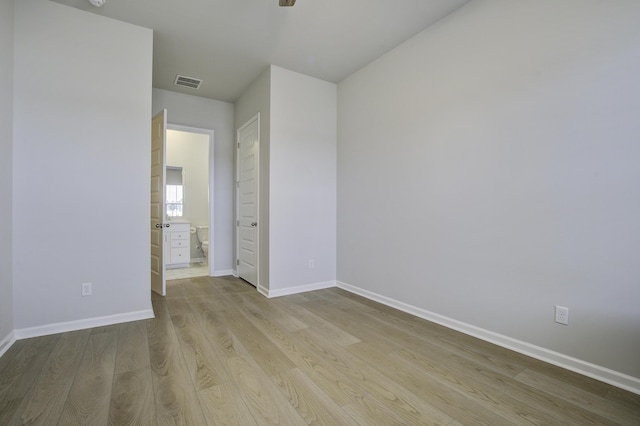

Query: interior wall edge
[0,331,16,359]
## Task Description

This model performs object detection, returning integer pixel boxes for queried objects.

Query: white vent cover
[174,75,203,89]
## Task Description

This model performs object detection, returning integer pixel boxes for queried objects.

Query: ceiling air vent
[174,75,203,89]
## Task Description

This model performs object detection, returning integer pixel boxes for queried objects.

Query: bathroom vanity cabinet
[165,222,190,268]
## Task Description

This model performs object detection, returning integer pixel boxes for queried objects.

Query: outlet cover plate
[82,282,92,297]
[555,305,569,325]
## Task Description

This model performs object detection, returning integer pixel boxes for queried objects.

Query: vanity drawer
[170,231,189,240]
[165,222,191,266]
[171,239,188,248]
[170,247,189,264]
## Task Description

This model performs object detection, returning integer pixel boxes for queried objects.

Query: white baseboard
[0,330,16,359]
[337,281,640,395]
[257,285,269,298]
[213,269,235,277]
[263,280,336,298]
[14,309,155,340]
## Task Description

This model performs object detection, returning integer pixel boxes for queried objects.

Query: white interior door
[237,114,259,286]
[151,110,167,295]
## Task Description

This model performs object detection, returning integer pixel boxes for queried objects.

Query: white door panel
[236,115,259,286]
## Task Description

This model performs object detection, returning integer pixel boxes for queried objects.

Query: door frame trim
[151,109,167,296]
[167,124,215,277]
[236,113,260,289]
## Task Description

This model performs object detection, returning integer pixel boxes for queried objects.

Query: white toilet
[196,226,209,263]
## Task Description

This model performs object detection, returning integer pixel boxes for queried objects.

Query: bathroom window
[166,166,183,217]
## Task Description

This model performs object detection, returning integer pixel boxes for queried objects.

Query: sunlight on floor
[166,263,209,280]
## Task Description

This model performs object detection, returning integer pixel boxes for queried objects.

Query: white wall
[338,0,640,385]
[234,67,271,289]
[152,89,235,274]
[166,130,209,260]
[269,66,337,293]
[13,0,153,332]
[234,66,337,295]
[0,0,14,353]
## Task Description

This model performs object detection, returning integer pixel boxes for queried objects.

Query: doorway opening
[165,125,215,280]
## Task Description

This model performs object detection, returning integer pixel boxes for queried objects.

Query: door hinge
[237,142,240,149]
[236,259,240,266]
[236,220,240,226]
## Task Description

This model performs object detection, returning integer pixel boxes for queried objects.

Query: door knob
[155,223,162,228]
[251,222,258,227]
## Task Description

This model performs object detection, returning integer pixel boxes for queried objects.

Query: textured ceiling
[51,0,469,103]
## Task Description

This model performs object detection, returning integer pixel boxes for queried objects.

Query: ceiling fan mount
[279,0,296,6]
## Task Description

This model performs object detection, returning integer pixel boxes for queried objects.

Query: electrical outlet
[81,282,92,297]
[308,259,315,269]
[555,305,568,325]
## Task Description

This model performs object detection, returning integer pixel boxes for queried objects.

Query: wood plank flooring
[0,275,638,425]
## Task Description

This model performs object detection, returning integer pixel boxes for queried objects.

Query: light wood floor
[1,276,638,425]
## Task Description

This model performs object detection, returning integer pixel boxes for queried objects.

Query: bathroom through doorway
[164,125,214,280]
